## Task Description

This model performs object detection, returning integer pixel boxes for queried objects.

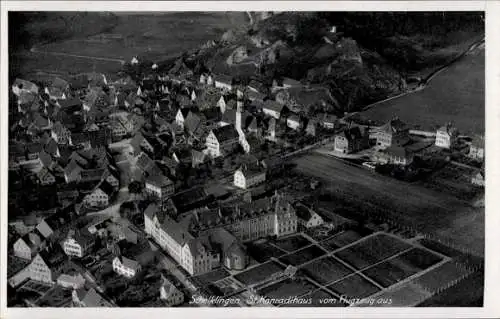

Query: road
[30,46,126,65]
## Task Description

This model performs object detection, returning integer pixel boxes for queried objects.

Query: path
[30,46,125,65]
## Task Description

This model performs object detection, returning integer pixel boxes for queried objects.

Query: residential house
[286,114,302,131]
[435,123,459,149]
[26,250,65,284]
[294,203,324,229]
[217,95,227,113]
[129,132,155,156]
[112,256,142,278]
[159,275,184,306]
[51,122,71,145]
[72,287,112,307]
[26,143,43,160]
[175,108,190,129]
[62,230,96,258]
[234,166,267,189]
[262,100,285,120]
[223,241,248,271]
[471,171,485,187]
[37,167,56,185]
[145,173,175,205]
[45,138,60,158]
[334,126,369,154]
[468,135,485,161]
[83,187,110,209]
[214,74,233,91]
[305,119,319,137]
[374,145,414,166]
[320,113,337,130]
[45,87,67,100]
[13,232,45,260]
[57,273,86,290]
[205,125,240,158]
[110,120,128,140]
[375,117,410,148]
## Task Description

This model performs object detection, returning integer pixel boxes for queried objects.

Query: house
[175,108,191,129]
[72,287,112,307]
[62,230,95,258]
[184,111,206,137]
[112,256,142,278]
[471,171,485,187]
[374,145,414,166]
[305,120,319,137]
[159,275,184,306]
[83,187,110,209]
[294,203,324,229]
[375,117,410,148]
[435,123,459,149]
[45,87,67,100]
[468,135,485,161]
[320,113,337,130]
[234,166,267,189]
[57,273,86,290]
[13,232,45,260]
[217,95,227,113]
[51,122,71,145]
[37,167,56,185]
[286,114,302,131]
[26,143,43,160]
[214,74,233,91]
[334,126,369,154]
[27,251,64,284]
[262,100,285,119]
[57,97,82,112]
[129,132,155,156]
[45,138,60,158]
[205,125,240,158]
[223,241,248,271]
[145,173,175,204]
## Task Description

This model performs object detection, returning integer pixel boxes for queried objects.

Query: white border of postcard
[1,1,499,319]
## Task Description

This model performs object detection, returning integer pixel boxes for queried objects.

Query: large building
[468,135,485,161]
[435,123,459,149]
[375,117,410,149]
[334,126,369,154]
[205,125,240,158]
[62,230,95,258]
[144,173,175,207]
[144,192,297,275]
[234,166,266,189]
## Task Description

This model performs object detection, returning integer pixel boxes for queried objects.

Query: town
[7,14,485,308]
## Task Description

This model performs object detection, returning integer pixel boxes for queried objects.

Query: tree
[128,181,143,194]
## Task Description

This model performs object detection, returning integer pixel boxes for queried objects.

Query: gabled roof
[337,126,363,141]
[13,78,39,93]
[184,111,204,134]
[145,173,173,188]
[382,145,412,158]
[58,98,82,109]
[118,256,140,271]
[26,142,43,154]
[263,100,285,113]
[215,74,233,85]
[211,125,239,143]
[437,124,458,136]
[44,139,59,156]
[287,114,300,123]
[379,117,408,134]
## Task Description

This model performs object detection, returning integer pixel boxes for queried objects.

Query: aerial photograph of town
[6,11,485,308]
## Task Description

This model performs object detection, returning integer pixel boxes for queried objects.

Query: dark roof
[337,126,363,141]
[26,142,43,154]
[263,100,284,113]
[380,117,408,134]
[45,139,59,156]
[215,74,233,85]
[58,98,82,109]
[184,111,204,134]
[383,145,412,158]
[211,125,239,143]
[145,173,173,188]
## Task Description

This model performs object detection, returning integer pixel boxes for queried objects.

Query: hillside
[178,12,484,115]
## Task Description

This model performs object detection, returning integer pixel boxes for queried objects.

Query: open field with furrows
[273,234,313,253]
[245,241,287,263]
[358,47,484,135]
[234,261,284,285]
[362,247,444,288]
[327,274,381,300]
[292,154,484,256]
[301,256,353,285]
[37,13,247,61]
[278,245,326,266]
[319,229,373,251]
[192,268,231,287]
[334,233,413,270]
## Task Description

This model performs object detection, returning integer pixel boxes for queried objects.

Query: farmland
[279,245,326,266]
[257,278,318,301]
[234,261,284,285]
[334,234,413,270]
[362,248,444,287]
[357,46,484,136]
[292,154,484,256]
[326,274,381,300]
[273,234,313,253]
[245,240,287,263]
[301,256,353,285]
[319,229,373,251]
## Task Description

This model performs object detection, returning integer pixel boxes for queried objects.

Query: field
[362,248,443,287]
[257,278,318,301]
[192,268,231,287]
[334,234,412,270]
[358,46,484,135]
[301,256,353,285]
[319,229,372,251]
[292,154,484,256]
[11,12,248,78]
[273,234,313,253]
[355,283,432,307]
[279,245,326,266]
[234,261,284,285]
[326,274,381,300]
[420,164,482,201]
[245,241,287,263]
